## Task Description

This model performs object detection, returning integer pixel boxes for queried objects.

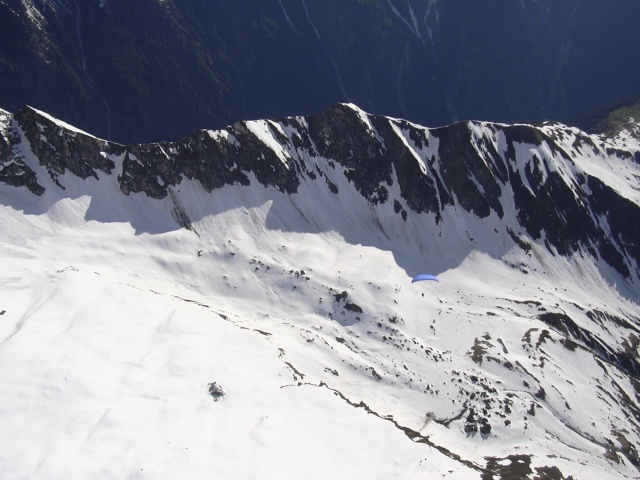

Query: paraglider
[411,274,439,283]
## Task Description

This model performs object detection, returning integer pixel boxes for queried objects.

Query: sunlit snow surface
[1,112,640,479]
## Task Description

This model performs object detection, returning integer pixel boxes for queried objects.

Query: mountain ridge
[1,103,640,478]
[2,102,639,284]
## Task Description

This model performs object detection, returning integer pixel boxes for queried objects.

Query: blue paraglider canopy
[411,274,439,283]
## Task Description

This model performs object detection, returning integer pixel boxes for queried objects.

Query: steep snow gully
[73,0,111,140]
[0,103,640,479]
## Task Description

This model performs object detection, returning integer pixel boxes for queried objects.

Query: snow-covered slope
[1,104,639,479]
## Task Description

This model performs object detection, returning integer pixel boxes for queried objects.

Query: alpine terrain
[1,102,640,479]
[2,0,640,143]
